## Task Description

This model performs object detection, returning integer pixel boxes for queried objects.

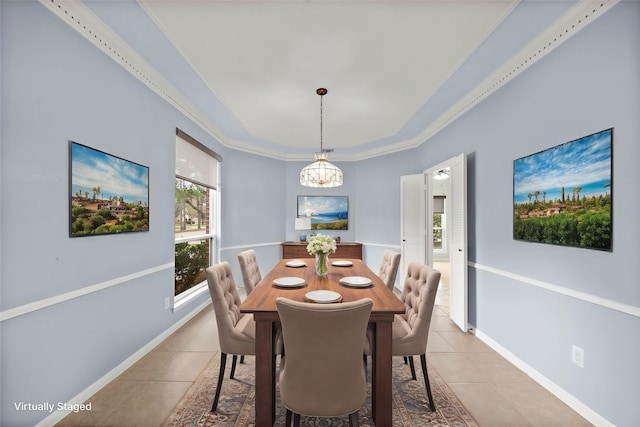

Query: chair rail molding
[0,262,174,322]
[220,241,283,252]
[470,262,640,318]
[359,242,402,250]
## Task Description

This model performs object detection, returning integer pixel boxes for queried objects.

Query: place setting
[285,259,307,268]
[304,290,343,303]
[331,260,353,267]
[339,276,373,288]
[272,277,306,288]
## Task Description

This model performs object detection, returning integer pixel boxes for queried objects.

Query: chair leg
[408,355,417,381]
[348,411,359,427]
[230,355,238,379]
[420,354,436,411]
[240,354,245,363]
[211,352,227,412]
[293,413,301,427]
[285,409,292,426]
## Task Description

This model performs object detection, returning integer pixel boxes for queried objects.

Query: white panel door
[400,174,426,278]
[424,153,468,332]
[448,153,468,331]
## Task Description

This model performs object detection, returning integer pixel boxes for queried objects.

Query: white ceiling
[55,0,607,160]
[140,0,517,152]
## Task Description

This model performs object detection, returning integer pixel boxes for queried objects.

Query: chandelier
[300,88,343,188]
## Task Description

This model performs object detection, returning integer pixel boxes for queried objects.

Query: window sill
[173,282,208,313]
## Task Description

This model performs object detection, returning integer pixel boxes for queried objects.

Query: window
[433,212,445,251]
[433,195,446,252]
[174,130,221,299]
[175,178,215,295]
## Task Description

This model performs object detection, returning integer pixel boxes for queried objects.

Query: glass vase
[315,253,329,276]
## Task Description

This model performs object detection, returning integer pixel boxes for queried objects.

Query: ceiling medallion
[300,88,343,188]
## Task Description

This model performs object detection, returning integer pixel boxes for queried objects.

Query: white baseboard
[474,329,614,427]
[36,300,211,427]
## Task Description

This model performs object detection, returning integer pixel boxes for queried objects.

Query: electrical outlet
[571,345,584,368]
[164,297,171,310]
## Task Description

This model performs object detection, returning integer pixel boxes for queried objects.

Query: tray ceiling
[45,0,615,160]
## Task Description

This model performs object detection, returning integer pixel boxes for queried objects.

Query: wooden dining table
[240,257,406,426]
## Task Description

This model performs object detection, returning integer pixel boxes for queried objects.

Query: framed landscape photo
[513,128,612,251]
[297,195,348,230]
[69,141,149,237]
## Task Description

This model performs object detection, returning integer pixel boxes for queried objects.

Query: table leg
[254,318,275,426]
[372,320,393,425]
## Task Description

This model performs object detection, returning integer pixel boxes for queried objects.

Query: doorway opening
[401,153,467,330]
[432,168,451,311]
[434,261,451,312]
[425,153,467,331]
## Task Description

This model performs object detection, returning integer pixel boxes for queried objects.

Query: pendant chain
[319,94,324,153]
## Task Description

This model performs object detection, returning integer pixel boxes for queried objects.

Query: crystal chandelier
[300,88,343,188]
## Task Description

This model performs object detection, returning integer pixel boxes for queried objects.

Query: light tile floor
[58,266,591,426]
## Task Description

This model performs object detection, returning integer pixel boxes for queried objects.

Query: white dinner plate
[273,277,306,288]
[285,260,307,268]
[339,276,372,287]
[304,290,342,303]
[332,260,353,267]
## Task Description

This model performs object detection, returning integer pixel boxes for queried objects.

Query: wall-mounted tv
[69,141,149,237]
[513,128,612,251]
[297,195,348,230]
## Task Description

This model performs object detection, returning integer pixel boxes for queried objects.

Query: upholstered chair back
[205,262,254,356]
[377,250,401,290]
[395,262,441,355]
[276,297,373,419]
[237,249,261,295]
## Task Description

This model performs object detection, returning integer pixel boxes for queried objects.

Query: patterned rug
[164,355,477,427]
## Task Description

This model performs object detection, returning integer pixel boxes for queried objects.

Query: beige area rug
[164,355,477,427]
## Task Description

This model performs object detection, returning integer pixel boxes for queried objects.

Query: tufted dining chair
[393,262,441,411]
[237,249,261,295]
[364,262,440,411]
[276,297,373,427]
[205,262,282,412]
[377,250,401,291]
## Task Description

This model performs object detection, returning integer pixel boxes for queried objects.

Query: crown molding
[39,0,232,146]
[41,0,618,162]
[396,0,619,155]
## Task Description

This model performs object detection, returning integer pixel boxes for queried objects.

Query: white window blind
[175,129,221,189]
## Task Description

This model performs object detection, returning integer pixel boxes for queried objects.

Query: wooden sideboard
[281,242,363,260]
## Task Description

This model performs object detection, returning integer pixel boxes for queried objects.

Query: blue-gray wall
[219,148,286,280]
[352,4,639,425]
[1,1,638,426]
[0,2,282,425]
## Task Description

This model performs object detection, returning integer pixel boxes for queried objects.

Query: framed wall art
[513,128,612,251]
[69,141,149,237]
[297,195,348,230]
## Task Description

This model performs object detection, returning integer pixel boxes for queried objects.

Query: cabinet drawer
[336,245,362,259]
[282,245,312,258]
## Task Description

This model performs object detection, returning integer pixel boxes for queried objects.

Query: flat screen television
[513,128,612,251]
[297,195,348,230]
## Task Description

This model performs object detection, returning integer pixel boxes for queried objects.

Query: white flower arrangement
[306,233,337,255]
